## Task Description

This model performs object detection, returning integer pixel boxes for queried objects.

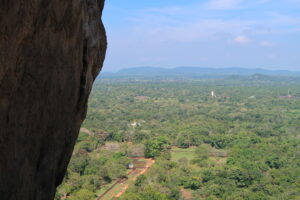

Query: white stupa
[211,90,216,98]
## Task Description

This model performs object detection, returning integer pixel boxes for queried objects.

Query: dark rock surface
[0,1,107,199]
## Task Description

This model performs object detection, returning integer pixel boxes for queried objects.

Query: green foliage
[121,188,170,200]
[135,175,147,187]
[57,78,300,200]
[121,193,142,200]
[68,154,90,175]
[228,167,262,188]
[176,136,191,148]
[183,177,201,190]
[144,137,168,158]
[56,142,130,198]
[265,156,284,169]
[69,189,95,200]
[192,145,209,165]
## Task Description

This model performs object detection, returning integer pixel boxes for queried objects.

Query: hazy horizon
[102,66,300,73]
[102,0,300,72]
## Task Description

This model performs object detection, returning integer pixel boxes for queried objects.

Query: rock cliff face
[0,1,107,200]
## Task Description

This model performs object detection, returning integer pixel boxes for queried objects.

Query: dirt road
[97,158,155,200]
[114,159,155,198]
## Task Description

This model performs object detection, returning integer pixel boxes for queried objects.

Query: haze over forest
[102,67,300,77]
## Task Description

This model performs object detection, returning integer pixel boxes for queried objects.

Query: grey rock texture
[0,0,107,200]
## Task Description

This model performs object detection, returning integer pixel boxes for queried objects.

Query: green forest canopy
[56,76,300,200]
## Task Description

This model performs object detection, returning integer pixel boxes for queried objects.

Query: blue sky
[102,0,300,72]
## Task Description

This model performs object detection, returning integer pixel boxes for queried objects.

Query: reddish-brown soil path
[114,159,155,198]
[97,158,155,200]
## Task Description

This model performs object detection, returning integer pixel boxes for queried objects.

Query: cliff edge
[0,0,107,199]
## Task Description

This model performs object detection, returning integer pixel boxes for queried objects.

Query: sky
[102,0,300,72]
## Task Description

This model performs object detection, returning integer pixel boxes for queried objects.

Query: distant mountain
[100,67,300,79]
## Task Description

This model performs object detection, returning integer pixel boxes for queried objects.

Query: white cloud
[126,19,258,44]
[260,41,273,47]
[234,35,251,44]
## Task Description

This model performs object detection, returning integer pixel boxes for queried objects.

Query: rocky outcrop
[0,1,107,200]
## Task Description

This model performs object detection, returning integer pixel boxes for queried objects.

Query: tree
[192,145,209,166]
[69,154,90,175]
[176,136,190,148]
[144,138,167,158]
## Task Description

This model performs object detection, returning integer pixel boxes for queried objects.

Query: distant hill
[103,67,300,78]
